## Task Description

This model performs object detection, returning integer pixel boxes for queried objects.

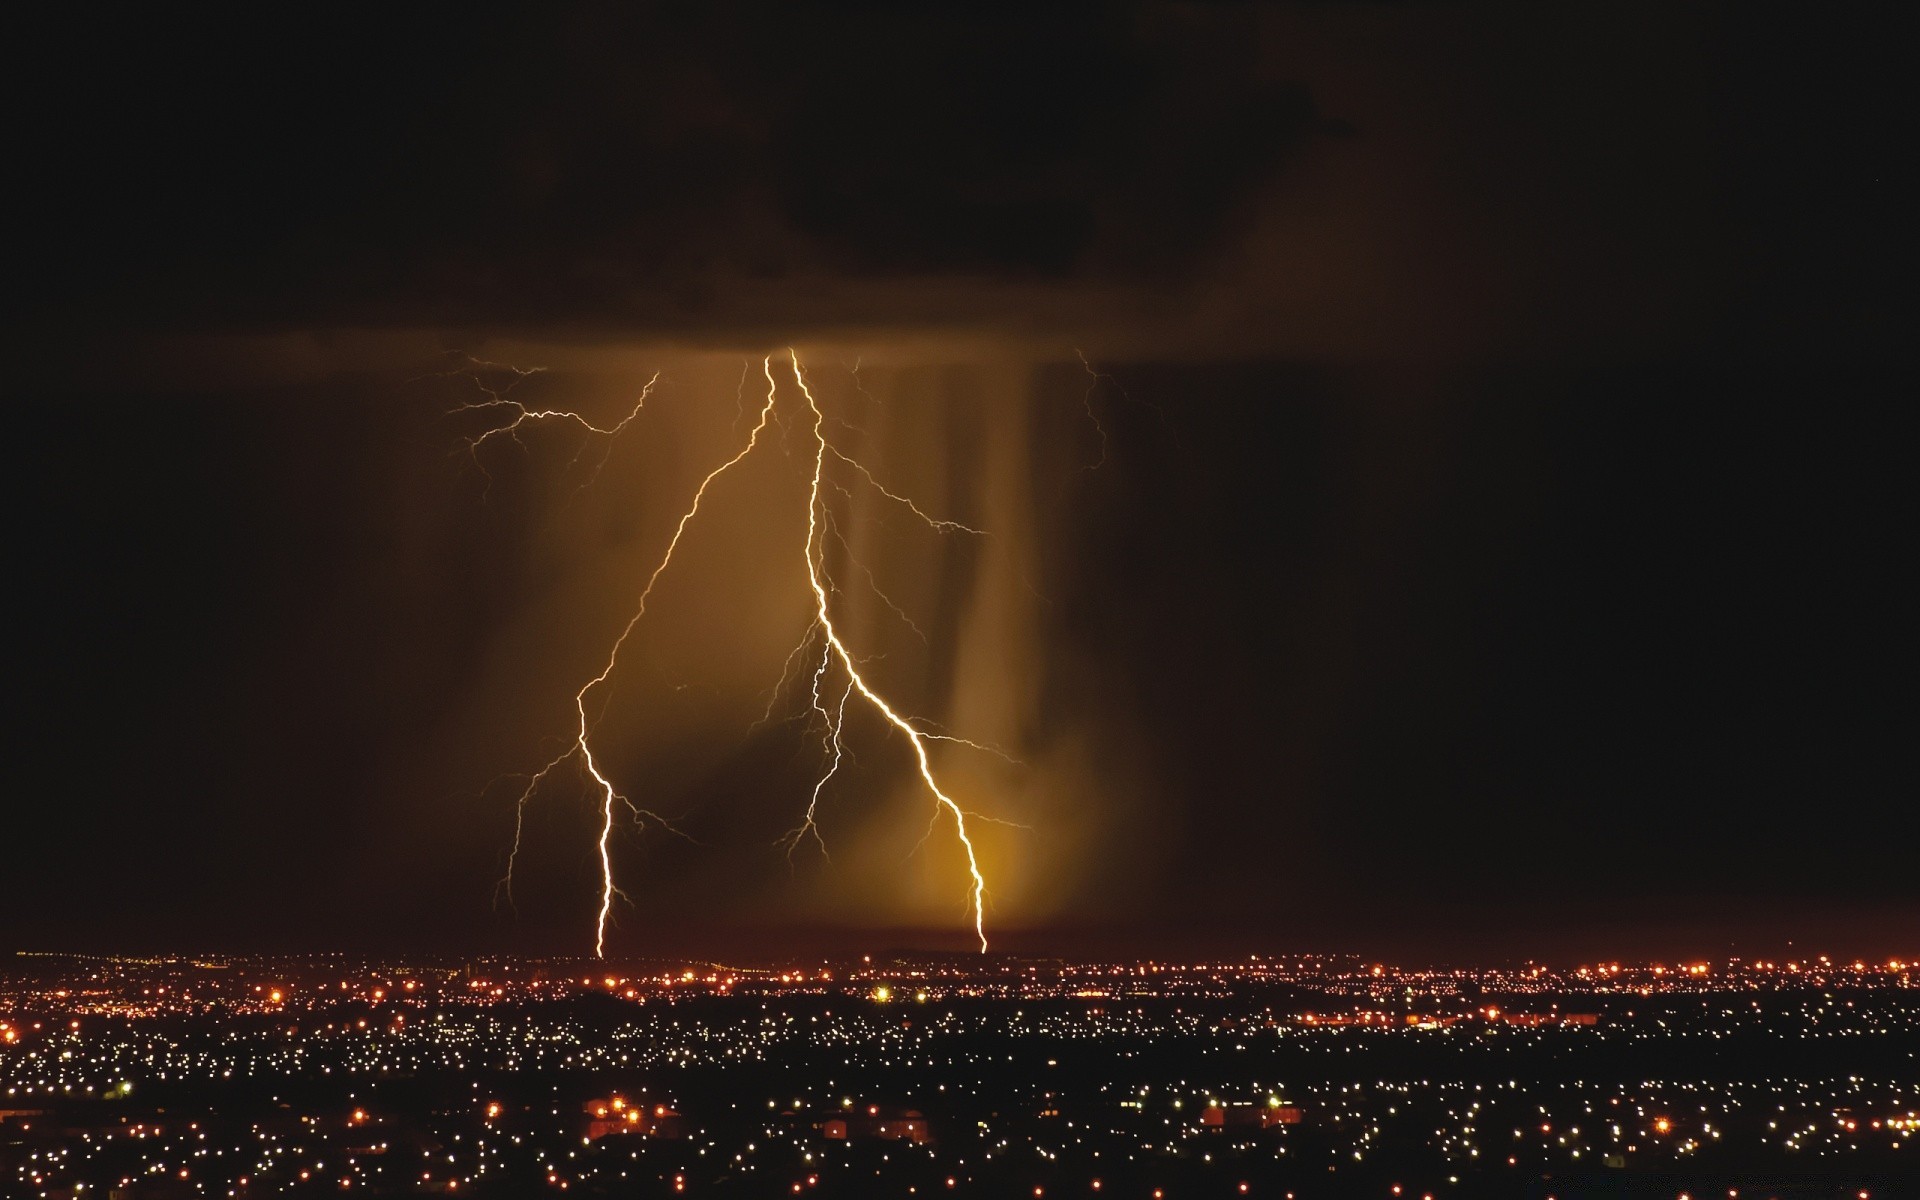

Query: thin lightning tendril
[454,371,659,449]
[1075,348,1112,471]
[451,365,661,498]
[780,662,854,865]
[848,357,884,408]
[824,524,929,643]
[826,446,987,535]
[753,621,825,732]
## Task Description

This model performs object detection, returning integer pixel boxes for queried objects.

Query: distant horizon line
[9,944,1915,972]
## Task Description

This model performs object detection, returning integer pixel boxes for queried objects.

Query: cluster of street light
[2,952,1913,1197]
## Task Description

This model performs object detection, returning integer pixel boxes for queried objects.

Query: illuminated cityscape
[4,953,1916,1197]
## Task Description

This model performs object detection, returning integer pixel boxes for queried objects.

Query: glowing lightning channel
[788,350,992,952]
[498,365,781,957]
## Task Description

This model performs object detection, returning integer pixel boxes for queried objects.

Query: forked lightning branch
[460,351,1020,957]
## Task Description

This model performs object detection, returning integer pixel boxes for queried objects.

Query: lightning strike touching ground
[487,364,780,956]
[787,351,993,952]
[469,350,1016,957]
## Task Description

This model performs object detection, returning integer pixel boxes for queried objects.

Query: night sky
[6,5,1911,960]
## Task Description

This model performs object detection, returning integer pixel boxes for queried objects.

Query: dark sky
[6,4,1912,961]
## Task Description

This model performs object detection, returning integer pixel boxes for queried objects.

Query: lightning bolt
[473,350,1012,957]
[489,364,778,956]
[786,351,991,952]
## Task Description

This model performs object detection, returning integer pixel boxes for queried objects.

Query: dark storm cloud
[20,2,1888,373]
[16,6,1324,337]
[7,4,1911,956]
